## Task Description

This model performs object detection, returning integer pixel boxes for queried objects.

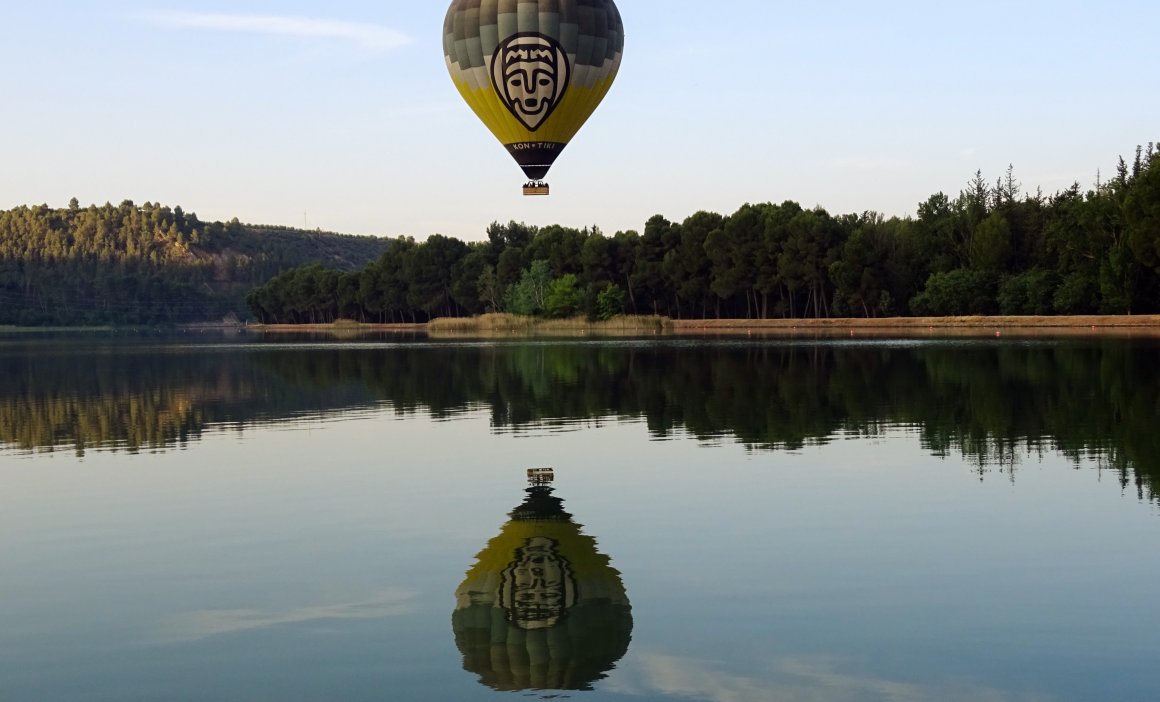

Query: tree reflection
[1,337,1157,501]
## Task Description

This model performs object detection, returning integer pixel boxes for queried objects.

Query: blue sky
[2,1,1158,241]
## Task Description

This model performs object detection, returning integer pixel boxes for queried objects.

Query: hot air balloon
[443,0,625,196]
[452,469,632,691]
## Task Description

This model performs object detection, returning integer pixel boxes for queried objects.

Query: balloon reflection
[453,470,632,691]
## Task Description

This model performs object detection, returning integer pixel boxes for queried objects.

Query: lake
[1,331,1158,701]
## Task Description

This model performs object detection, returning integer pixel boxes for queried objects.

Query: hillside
[0,200,392,325]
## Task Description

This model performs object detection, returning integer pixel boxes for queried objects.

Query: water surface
[1,333,1157,701]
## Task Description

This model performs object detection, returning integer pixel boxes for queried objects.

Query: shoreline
[670,314,1160,329]
[670,315,1160,336]
[241,314,1160,337]
[5,315,1158,337]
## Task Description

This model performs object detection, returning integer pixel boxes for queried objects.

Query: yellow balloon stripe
[450,72,619,147]
[449,61,513,145]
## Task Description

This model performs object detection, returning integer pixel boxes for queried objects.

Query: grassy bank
[245,314,668,338]
[243,314,1160,338]
[426,313,669,336]
[248,319,426,334]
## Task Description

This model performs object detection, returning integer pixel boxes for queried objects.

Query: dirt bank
[670,315,1160,337]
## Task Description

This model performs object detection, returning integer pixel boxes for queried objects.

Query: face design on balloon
[491,34,570,131]
[499,536,577,629]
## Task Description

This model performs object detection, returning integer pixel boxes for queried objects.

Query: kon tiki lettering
[491,33,571,132]
[509,142,561,151]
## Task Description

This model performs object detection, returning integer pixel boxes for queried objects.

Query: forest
[0,200,391,325]
[2,145,1158,326]
[248,144,1160,323]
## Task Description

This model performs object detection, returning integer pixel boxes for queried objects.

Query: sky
[2,1,1158,242]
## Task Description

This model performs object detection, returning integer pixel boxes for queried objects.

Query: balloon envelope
[443,0,625,182]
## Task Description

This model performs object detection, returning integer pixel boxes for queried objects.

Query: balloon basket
[527,467,555,485]
[523,182,550,196]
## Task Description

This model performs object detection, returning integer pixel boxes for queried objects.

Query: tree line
[247,144,1160,323]
[0,199,390,325]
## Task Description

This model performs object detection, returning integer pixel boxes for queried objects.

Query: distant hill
[0,200,392,325]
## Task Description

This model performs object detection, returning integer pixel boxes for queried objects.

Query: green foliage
[914,192,960,274]
[632,215,680,316]
[998,268,1057,315]
[1053,271,1099,314]
[405,234,468,317]
[476,265,503,313]
[969,211,1013,274]
[665,210,721,317]
[504,260,552,316]
[544,274,581,318]
[1125,146,1160,274]
[1099,248,1134,314]
[911,269,996,316]
[829,215,896,317]
[594,283,626,321]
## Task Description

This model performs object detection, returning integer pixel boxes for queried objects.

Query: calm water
[1,332,1158,701]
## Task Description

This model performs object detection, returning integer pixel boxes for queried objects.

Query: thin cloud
[607,653,1055,702]
[139,11,413,51]
[829,156,914,173]
[158,588,417,642]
